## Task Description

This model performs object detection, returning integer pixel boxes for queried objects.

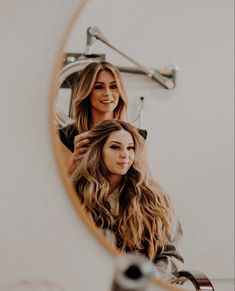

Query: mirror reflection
[56,61,183,282]
[53,0,233,290]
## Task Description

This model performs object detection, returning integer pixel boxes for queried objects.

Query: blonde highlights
[72,62,128,133]
[69,120,174,260]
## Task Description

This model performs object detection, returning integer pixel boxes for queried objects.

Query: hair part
[72,62,128,133]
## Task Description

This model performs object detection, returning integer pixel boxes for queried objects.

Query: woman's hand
[68,131,90,174]
[73,131,90,157]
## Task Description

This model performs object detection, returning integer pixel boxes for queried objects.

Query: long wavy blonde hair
[72,62,128,133]
[69,120,174,260]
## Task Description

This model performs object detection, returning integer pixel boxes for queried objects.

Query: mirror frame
[49,1,188,290]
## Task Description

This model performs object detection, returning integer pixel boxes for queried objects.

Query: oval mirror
[51,1,233,290]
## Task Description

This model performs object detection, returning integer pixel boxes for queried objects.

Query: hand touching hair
[69,120,175,261]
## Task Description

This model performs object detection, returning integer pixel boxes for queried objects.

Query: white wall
[0,1,111,290]
[65,0,234,280]
[0,0,233,290]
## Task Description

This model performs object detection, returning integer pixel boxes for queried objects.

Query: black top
[58,123,148,152]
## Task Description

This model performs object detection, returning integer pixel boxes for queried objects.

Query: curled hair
[69,120,174,260]
[72,62,128,133]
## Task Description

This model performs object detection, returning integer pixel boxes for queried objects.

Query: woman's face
[102,129,135,178]
[90,70,120,116]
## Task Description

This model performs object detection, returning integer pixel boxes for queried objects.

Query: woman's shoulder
[58,123,78,152]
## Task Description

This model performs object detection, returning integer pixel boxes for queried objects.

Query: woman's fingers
[75,138,90,148]
[75,146,88,155]
[73,132,90,155]
[74,131,89,143]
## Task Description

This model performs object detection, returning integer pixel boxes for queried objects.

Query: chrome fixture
[85,26,178,89]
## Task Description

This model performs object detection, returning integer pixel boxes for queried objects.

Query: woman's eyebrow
[110,141,121,144]
[110,141,134,145]
[95,81,117,84]
[94,81,104,84]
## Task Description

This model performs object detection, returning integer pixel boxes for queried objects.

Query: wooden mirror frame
[49,1,215,290]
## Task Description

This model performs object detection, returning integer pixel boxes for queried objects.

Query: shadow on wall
[4,280,65,291]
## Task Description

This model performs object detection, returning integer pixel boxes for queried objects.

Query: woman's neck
[108,174,122,194]
[91,111,114,126]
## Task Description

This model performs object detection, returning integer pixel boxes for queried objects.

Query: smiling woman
[90,70,120,120]
[101,129,135,188]
[68,119,184,280]
[57,61,147,170]
[51,0,234,289]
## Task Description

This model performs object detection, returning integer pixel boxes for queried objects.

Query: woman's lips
[117,162,129,166]
[100,99,113,104]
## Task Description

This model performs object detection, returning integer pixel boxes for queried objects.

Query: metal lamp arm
[87,26,176,89]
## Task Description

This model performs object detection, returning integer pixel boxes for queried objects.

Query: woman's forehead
[106,129,134,143]
[96,69,115,83]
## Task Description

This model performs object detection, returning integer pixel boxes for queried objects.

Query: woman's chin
[115,169,129,176]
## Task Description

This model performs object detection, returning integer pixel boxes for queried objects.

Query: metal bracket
[85,26,178,89]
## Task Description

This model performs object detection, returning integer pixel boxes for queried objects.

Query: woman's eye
[110,145,120,149]
[94,85,104,90]
[127,146,135,151]
[110,84,118,90]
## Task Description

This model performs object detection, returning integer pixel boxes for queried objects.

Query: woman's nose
[104,86,112,96]
[120,150,128,158]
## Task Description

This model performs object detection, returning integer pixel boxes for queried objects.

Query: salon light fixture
[59,26,178,90]
[85,26,178,89]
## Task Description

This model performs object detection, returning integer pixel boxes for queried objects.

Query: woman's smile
[116,161,129,167]
[102,129,135,179]
[90,70,120,116]
[100,99,114,104]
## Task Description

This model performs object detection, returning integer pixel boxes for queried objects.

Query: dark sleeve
[137,128,148,140]
[153,217,184,280]
[58,123,78,152]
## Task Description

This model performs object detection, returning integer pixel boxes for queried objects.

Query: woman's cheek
[107,149,116,160]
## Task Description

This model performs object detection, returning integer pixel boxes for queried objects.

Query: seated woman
[57,61,147,169]
[69,119,184,279]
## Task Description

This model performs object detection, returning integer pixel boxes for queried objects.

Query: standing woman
[57,61,147,168]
